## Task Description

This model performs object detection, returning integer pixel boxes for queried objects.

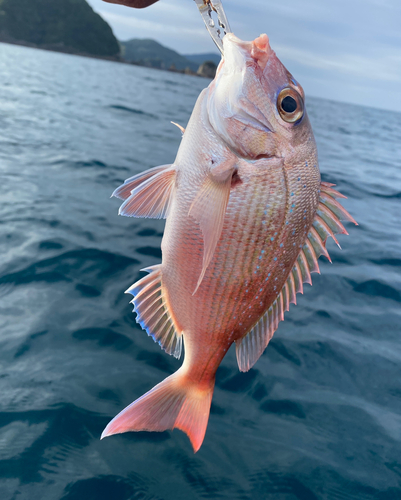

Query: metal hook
[193,0,231,55]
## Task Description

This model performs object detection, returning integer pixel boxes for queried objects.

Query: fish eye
[277,88,304,123]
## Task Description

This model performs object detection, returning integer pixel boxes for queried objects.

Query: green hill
[184,52,221,67]
[0,0,120,58]
[121,39,198,71]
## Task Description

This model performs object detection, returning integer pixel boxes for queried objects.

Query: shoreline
[0,38,210,78]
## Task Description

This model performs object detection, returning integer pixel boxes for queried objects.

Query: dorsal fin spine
[298,251,312,285]
[277,294,284,321]
[282,283,289,313]
[308,226,331,261]
[294,261,303,294]
[320,185,347,199]
[285,282,291,311]
[235,182,357,372]
[317,204,348,235]
[314,215,340,247]
[303,239,320,274]
[320,192,356,223]
[288,272,296,305]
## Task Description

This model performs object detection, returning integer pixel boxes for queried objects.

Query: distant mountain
[184,53,222,67]
[197,61,217,79]
[121,39,198,72]
[0,0,120,58]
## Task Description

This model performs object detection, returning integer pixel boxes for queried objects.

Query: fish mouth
[250,34,272,71]
[222,33,272,71]
[207,33,277,160]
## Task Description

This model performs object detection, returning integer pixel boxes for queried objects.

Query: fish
[101,33,357,452]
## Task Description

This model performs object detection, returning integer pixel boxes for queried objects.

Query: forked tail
[101,368,215,452]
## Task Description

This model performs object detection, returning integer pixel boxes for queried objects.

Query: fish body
[102,34,356,451]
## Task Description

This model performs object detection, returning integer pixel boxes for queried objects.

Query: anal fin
[125,265,182,358]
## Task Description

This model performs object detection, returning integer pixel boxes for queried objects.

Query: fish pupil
[281,96,297,113]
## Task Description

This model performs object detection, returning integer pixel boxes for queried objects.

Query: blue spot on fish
[271,237,274,241]
[280,243,283,247]
[274,257,277,261]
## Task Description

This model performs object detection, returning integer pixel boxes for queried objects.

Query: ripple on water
[1,42,400,500]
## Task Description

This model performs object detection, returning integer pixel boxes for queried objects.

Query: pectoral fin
[188,165,235,294]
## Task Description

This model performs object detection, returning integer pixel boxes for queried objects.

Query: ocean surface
[0,41,400,500]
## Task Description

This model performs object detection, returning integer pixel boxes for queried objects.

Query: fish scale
[102,33,356,452]
[178,169,286,342]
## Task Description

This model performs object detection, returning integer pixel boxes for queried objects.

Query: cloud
[275,44,401,84]
[86,0,401,112]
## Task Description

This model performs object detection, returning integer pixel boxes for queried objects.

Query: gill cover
[207,33,276,159]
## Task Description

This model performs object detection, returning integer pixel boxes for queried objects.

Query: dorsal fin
[125,265,182,358]
[113,165,176,219]
[235,182,357,372]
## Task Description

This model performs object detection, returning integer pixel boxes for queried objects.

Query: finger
[102,0,159,8]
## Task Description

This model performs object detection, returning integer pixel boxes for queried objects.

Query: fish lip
[222,33,273,70]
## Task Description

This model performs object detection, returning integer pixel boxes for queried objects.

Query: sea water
[0,42,400,500]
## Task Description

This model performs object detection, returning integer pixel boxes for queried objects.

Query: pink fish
[101,33,357,452]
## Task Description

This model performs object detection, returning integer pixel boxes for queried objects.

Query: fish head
[207,33,317,164]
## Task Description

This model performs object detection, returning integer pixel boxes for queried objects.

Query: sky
[86,0,401,112]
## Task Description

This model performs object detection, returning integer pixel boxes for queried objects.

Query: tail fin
[101,368,214,452]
